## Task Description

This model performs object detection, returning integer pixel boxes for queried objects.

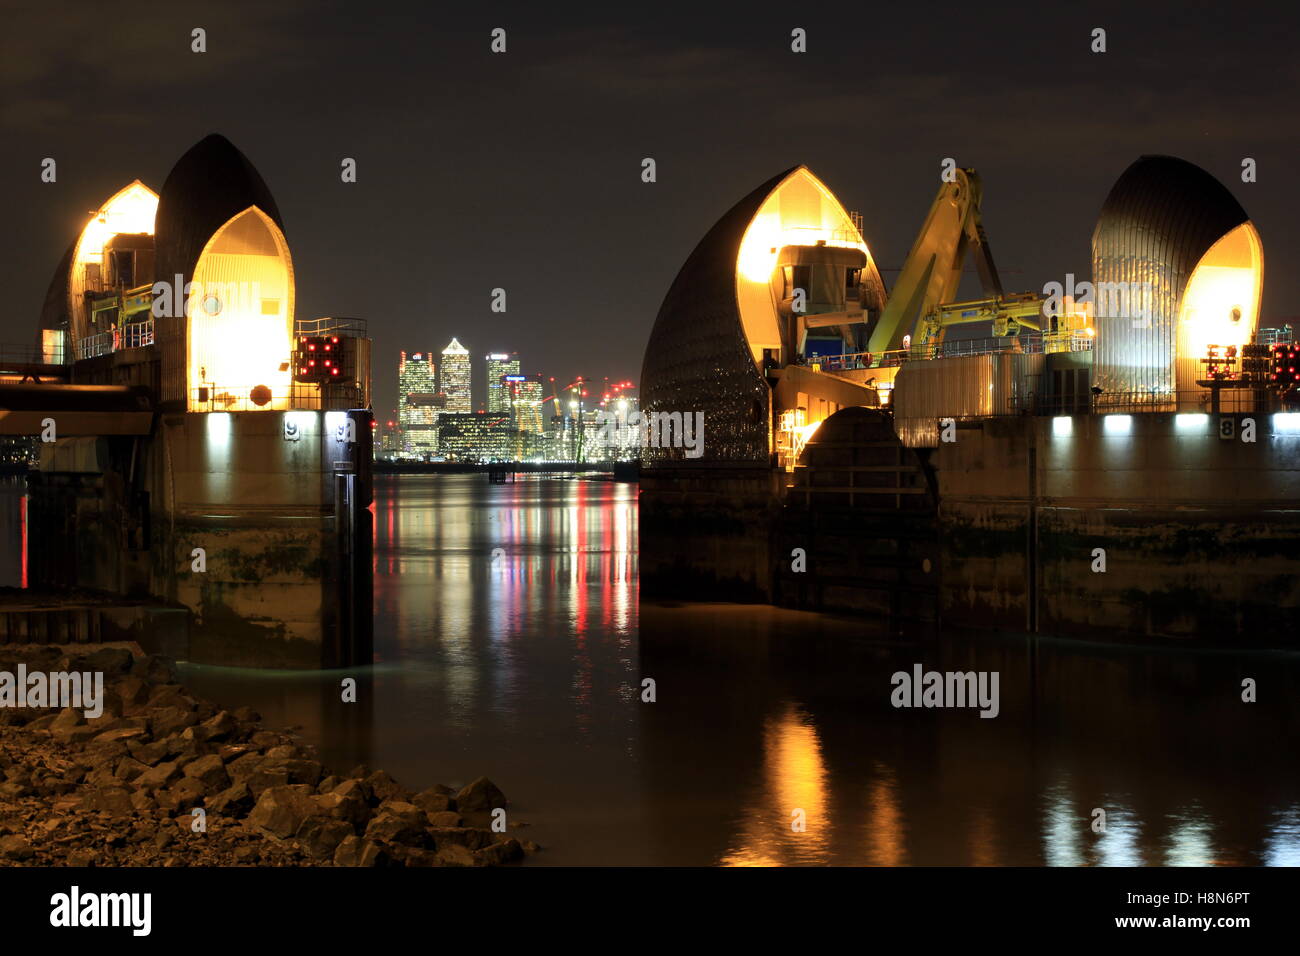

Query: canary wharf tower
[440,337,471,412]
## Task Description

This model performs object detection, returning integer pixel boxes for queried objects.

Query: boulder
[365,770,410,803]
[296,817,354,860]
[50,707,83,736]
[363,803,427,846]
[147,684,195,710]
[84,765,120,788]
[333,836,388,867]
[218,744,257,763]
[313,790,371,828]
[248,757,323,797]
[159,777,205,813]
[183,754,230,792]
[226,752,264,784]
[135,760,181,791]
[198,711,239,741]
[249,731,286,750]
[128,740,169,767]
[80,786,135,818]
[148,707,197,739]
[434,843,476,867]
[60,726,102,745]
[393,846,440,867]
[332,778,372,804]
[412,786,456,813]
[475,838,524,865]
[0,835,34,861]
[82,647,134,675]
[246,785,318,839]
[207,783,254,817]
[96,725,149,746]
[455,776,507,813]
[113,757,150,783]
[112,675,149,706]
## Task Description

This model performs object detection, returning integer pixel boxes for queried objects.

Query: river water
[182,474,1300,865]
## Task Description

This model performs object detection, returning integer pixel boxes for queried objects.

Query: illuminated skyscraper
[507,374,545,434]
[485,352,521,412]
[440,337,471,413]
[398,350,439,456]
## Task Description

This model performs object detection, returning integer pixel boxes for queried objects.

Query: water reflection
[864,762,907,866]
[720,704,830,866]
[177,475,1300,866]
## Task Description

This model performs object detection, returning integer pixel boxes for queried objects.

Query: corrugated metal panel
[640,169,793,463]
[1091,156,1248,398]
[893,353,1043,447]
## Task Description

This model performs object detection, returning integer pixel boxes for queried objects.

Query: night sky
[4,1,1297,416]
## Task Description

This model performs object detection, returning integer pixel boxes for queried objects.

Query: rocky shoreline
[0,644,538,866]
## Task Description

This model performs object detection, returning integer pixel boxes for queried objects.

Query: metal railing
[815,331,1094,372]
[1255,327,1296,347]
[75,319,155,360]
[1013,388,1270,416]
[189,384,365,412]
[296,316,367,338]
[0,344,60,366]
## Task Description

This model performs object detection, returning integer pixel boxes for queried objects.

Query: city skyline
[386,342,638,461]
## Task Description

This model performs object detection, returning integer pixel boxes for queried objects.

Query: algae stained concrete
[934,413,1300,646]
[152,409,372,668]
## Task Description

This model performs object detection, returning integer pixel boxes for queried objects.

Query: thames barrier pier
[8,135,373,668]
[640,158,1300,647]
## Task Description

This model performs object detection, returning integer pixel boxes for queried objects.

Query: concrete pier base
[28,408,373,668]
[641,409,1300,648]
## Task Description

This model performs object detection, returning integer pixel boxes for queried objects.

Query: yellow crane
[868,167,1053,354]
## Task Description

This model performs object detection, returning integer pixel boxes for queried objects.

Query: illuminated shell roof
[1093,155,1249,287]
[43,179,160,343]
[155,134,285,287]
[1091,155,1254,396]
[640,167,794,462]
[641,166,880,462]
